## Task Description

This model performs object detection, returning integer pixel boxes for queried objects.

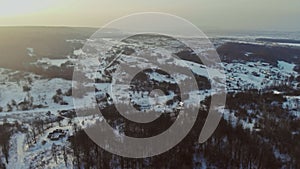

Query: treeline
[224,89,300,168]
[69,88,299,168]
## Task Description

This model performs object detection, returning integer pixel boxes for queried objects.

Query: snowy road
[7,133,26,169]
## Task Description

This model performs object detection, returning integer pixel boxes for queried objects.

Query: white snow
[7,133,26,169]
[0,35,299,168]
[219,109,255,131]
[26,48,35,57]
[35,57,74,67]
[277,61,296,73]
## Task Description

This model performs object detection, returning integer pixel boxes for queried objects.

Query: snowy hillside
[0,31,300,169]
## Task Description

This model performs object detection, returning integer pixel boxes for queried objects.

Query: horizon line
[0,25,299,33]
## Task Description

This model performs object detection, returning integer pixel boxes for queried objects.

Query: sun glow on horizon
[0,0,299,31]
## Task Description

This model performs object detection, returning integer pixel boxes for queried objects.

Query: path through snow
[7,133,26,169]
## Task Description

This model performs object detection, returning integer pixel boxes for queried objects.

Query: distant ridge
[256,38,300,44]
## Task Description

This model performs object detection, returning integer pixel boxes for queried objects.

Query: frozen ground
[0,36,299,168]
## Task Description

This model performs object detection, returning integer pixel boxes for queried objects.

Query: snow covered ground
[0,35,299,168]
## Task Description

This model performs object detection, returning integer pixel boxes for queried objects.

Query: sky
[0,0,299,31]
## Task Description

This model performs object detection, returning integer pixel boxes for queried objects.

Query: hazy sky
[0,0,299,31]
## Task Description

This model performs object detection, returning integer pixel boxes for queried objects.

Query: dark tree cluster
[68,87,299,168]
